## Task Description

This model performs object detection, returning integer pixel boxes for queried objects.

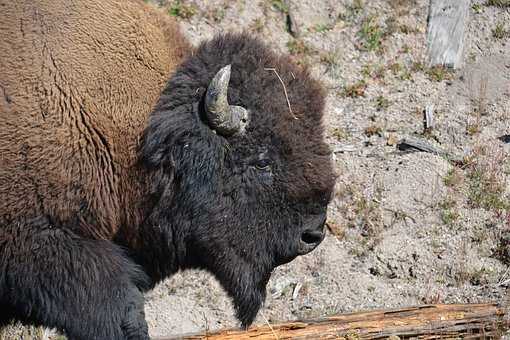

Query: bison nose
[297,215,326,255]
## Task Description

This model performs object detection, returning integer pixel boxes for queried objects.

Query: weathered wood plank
[397,136,464,164]
[427,0,470,69]
[155,304,508,340]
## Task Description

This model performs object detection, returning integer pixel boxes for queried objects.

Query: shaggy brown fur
[0,0,190,239]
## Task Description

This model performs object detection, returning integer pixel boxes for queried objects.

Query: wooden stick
[396,136,464,164]
[156,303,508,340]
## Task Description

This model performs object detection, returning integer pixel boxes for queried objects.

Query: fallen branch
[156,303,508,340]
[397,136,464,164]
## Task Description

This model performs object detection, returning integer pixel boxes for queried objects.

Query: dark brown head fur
[138,32,335,326]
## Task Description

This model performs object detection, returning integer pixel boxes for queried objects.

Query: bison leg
[0,217,150,340]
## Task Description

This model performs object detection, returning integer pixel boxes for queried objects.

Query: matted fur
[0,1,335,339]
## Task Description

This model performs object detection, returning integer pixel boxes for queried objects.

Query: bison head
[141,33,335,327]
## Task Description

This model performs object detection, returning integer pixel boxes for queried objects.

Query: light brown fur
[0,0,191,239]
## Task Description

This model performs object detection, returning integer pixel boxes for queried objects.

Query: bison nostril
[301,230,324,245]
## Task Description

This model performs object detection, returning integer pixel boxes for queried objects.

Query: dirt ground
[2,0,509,339]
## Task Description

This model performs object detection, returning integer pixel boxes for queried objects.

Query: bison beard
[0,1,335,338]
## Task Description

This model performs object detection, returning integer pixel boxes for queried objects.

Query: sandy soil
[2,0,509,339]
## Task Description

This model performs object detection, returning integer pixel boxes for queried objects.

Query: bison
[0,0,336,339]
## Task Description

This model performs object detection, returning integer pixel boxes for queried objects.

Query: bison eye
[254,158,272,171]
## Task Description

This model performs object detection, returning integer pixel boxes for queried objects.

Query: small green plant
[399,24,419,34]
[426,65,452,82]
[438,197,460,227]
[343,80,367,97]
[389,62,403,75]
[375,95,390,111]
[468,168,508,211]
[411,61,425,72]
[211,8,226,22]
[251,18,265,33]
[492,22,508,39]
[315,23,334,33]
[466,147,509,213]
[271,0,289,14]
[400,44,411,53]
[338,0,364,22]
[361,63,386,79]
[443,168,464,187]
[358,16,384,52]
[466,121,481,135]
[388,62,412,81]
[168,0,197,19]
[320,50,340,68]
[364,124,383,137]
[472,3,484,12]
[331,127,351,141]
[399,68,413,81]
[486,0,510,6]
[286,39,311,56]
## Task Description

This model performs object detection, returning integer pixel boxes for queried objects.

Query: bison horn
[205,65,249,136]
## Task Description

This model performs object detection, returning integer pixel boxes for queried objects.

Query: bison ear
[205,65,249,136]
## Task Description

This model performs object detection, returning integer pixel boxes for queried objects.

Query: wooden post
[427,0,470,69]
[156,303,508,339]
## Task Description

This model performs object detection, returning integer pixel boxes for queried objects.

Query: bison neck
[114,171,187,286]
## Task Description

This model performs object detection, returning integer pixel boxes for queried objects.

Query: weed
[358,16,384,52]
[211,8,226,22]
[492,22,508,39]
[338,0,364,22]
[466,146,509,213]
[343,80,367,97]
[168,0,197,19]
[466,121,481,135]
[320,50,340,69]
[362,63,386,79]
[426,65,452,82]
[364,125,383,137]
[271,0,289,14]
[336,182,384,251]
[251,18,265,33]
[400,44,411,53]
[486,0,510,6]
[389,62,403,75]
[331,127,351,141]
[438,197,460,227]
[494,227,510,264]
[472,3,484,12]
[411,61,425,72]
[388,62,412,81]
[443,168,464,187]
[399,24,419,34]
[315,23,334,33]
[286,39,311,56]
[375,95,390,111]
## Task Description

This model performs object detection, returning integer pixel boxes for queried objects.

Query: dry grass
[167,0,197,19]
[335,181,384,251]
[465,145,509,213]
[358,16,384,52]
[492,22,509,39]
[343,80,367,97]
[0,323,65,340]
